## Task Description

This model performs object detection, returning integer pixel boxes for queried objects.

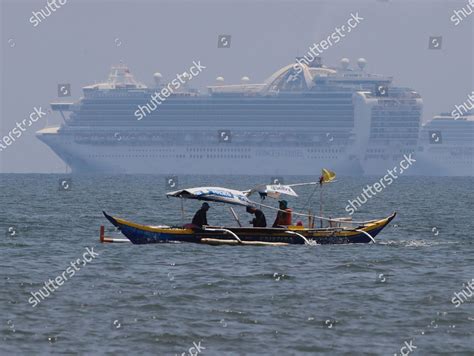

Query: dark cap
[278,200,288,208]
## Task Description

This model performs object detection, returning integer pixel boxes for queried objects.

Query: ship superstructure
[415,111,474,176]
[37,58,424,175]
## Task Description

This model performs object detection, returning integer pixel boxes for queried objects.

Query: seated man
[246,206,267,227]
[191,202,210,228]
[272,200,292,227]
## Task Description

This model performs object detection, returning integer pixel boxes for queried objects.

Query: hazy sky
[1,0,473,173]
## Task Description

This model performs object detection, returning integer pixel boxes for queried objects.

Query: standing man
[191,202,210,228]
[246,206,267,227]
[272,200,292,227]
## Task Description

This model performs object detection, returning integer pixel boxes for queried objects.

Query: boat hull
[103,212,396,245]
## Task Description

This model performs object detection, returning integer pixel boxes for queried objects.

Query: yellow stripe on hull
[114,217,194,234]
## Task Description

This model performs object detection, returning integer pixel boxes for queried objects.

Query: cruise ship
[37,58,423,175]
[415,111,474,176]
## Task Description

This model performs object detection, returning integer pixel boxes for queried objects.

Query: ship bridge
[83,63,147,91]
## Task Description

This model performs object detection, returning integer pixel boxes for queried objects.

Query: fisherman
[191,202,210,228]
[272,200,292,227]
[246,206,267,227]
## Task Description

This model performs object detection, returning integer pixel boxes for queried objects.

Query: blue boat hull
[103,212,396,245]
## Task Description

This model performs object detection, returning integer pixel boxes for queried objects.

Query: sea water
[1,174,473,354]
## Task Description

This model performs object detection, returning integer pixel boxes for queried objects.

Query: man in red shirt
[272,200,292,227]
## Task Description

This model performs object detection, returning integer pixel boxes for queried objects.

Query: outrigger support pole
[204,228,242,243]
[355,229,376,243]
[285,230,315,245]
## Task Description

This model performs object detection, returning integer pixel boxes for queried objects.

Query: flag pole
[320,184,323,228]
[318,168,335,228]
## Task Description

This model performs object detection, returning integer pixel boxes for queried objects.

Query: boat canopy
[166,187,253,207]
[245,184,299,199]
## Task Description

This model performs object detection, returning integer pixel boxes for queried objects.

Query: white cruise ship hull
[413,152,474,176]
[37,129,362,175]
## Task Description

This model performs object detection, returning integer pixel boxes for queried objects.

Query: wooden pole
[180,198,185,225]
[229,207,242,227]
[320,185,323,228]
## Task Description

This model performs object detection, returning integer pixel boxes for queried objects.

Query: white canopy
[246,184,299,199]
[245,182,321,199]
[167,181,322,207]
[166,187,253,207]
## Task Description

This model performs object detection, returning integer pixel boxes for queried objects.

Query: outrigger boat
[103,170,396,246]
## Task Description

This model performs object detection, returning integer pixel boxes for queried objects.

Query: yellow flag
[320,168,336,184]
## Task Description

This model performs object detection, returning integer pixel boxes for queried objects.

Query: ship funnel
[357,58,367,71]
[153,72,163,86]
[241,76,250,83]
[216,76,225,84]
[340,58,350,70]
